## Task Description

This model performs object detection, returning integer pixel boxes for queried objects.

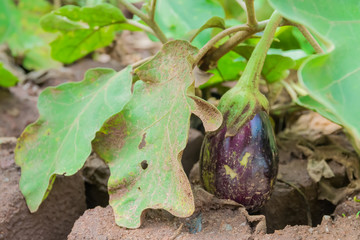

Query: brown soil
[68,196,360,240]
[0,138,86,240]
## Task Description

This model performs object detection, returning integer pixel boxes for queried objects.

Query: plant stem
[199,20,269,71]
[193,24,250,65]
[235,11,282,89]
[149,0,157,21]
[126,19,155,35]
[132,56,153,69]
[292,23,324,54]
[117,0,168,43]
[244,0,257,27]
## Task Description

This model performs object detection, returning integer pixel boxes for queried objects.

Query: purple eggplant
[200,111,278,212]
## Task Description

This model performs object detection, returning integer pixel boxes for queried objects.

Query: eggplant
[200,110,278,212]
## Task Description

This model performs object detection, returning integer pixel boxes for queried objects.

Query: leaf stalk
[292,22,324,54]
[117,0,168,43]
[244,0,257,27]
[199,20,269,70]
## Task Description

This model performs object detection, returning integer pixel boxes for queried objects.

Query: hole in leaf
[141,160,148,170]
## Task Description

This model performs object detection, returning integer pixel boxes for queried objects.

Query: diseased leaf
[41,4,140,64]
[0,62,19,87]
[15,67,133,212]
[269,0,360,153]
[187,95,223,132]
[92,40,222,228]
[189,16,226,42]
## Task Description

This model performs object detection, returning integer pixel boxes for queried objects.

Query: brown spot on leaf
[141,160,148,170]
[138,133,147,149]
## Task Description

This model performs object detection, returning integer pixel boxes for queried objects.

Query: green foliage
[234,46,295,83]
[189,16,226,42]
[201,51,246,89]
[15,67,133,212]
[0,62,19,87]
[269,0,360,153]
[12,0,360,230]
[92,41,222,228]
[153,0,225,48]
[0,0,60,70]
[41,4,140,64]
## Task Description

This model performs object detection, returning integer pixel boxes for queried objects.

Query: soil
[1,31,360,239]
[0,138,86,240]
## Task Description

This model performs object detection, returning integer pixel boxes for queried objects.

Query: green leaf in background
[93,41,222,228]
[234,46,295,83]
[0,62,19,87]
[201,51,246,89]
[271,26,302,51]
[15,67,133,212]
[297,95,341,125]
[216,0,245,20]
[41,4,140,64]
[269,0,360,153]
[0,0,60,70]
[154,0,225,48]
[189,16,226,42]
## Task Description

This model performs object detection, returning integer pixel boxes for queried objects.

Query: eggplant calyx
[217,87,269,137]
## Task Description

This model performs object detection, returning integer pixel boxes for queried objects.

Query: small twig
[131,56,153,69]
[126,19,155,35]
[53,0,61,9]
[292,22,324,54]
[278,178,312,226]
[244,0,257,27]
[117,0,167,43]
[199,20,269,71]
[193,24,250,65]
[169,223,184,240]
[117,0,148,22]
[149,0,157,21]
[281,80,298,101]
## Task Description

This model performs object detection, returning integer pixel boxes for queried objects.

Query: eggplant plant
[200,11,282,210]
[7,0,360,229]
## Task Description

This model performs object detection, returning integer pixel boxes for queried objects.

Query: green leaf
[154,0,225,48]
[262,55,295,83]
[0,62,19,87]
[92,41,222,228]
[41,4,140,64]
[216,0,245,20]
[201,51,246,89]
[234,46,295,83]
[23,45,62,70]
[189,16,226,42]
[15,67,133,212]
[269,0,360,152]
[297,95,341,125]
[271,26,302,51]
[0,0,60,70]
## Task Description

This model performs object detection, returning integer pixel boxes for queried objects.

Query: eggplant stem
[235,11,282,91]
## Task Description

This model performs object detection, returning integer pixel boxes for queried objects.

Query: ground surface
[1,31,360,239]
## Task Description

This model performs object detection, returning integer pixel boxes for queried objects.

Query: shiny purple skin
[200,111,278,212]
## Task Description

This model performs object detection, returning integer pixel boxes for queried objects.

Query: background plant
[4,0,359,228]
